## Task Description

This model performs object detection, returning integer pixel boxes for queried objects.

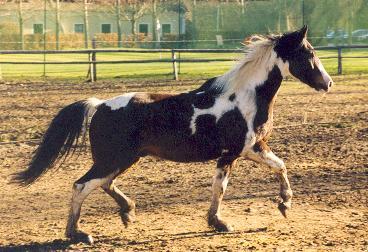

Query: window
[139,24,148,35]
[74,24,84,33]
[162,24,171,34]
[101,24,111,33]
[33,24,43,34]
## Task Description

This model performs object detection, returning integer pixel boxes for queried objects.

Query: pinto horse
[14,26,333,244]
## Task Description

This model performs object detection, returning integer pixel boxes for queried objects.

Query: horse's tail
[13,97,104,186]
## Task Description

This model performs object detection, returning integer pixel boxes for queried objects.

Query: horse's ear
[280,26,307,47]
[274,26,308,59]
[300,25,308,39]
[292,25,308,45]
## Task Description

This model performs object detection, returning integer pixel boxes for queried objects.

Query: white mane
[213,35,278,94]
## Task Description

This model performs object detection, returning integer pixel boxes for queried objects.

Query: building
[0,1,185,49]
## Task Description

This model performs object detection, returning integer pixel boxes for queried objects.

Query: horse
[14,26,333,244]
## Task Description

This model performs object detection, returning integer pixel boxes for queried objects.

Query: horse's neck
[235,65,283,123]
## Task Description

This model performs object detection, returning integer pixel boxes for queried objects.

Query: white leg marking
[104,92,137,110]
[244,149,285,173]
[210,168,229,216]
[66,177,109,235]
[263,151,285,172]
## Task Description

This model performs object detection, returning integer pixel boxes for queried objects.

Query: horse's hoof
[214,221,234,232]
[209,216,234,232]
[121,210,136,228]
[278,202,291,218]
[68,231,94,244]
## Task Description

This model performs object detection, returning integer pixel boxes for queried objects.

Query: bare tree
[116,0,122,47]
[18,0,24,50]
[121,0,150,41]
[83,0,89,48]
[55,0,60,50]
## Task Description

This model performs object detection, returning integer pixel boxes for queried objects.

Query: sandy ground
[0,75,367,251]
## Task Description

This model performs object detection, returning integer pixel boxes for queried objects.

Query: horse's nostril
[328,81,333,87]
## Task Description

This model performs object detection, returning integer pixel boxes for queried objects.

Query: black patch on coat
[253,66,283,130]
[193,92,216,109]
[217,155,238,168]
[252,140,271,153]
[217,107,248,156]
[228,93,236,101]
[273,26,307,61]
[193,77,218,93]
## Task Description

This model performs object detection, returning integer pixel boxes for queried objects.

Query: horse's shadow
[0,228,268,251]
[0,239,75,252]
[126,227,268,246]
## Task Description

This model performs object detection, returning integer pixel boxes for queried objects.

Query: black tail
[13,98,102,185]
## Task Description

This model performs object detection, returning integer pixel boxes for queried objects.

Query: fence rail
[0,45,367,81]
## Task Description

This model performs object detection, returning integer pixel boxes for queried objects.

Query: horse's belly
[141,136,222,163]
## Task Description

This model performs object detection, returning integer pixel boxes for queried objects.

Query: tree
[83,0,89,48]
[116,0,123,47]
[17,0,24,50]
[121,0,150,41]
[55,0,60,50]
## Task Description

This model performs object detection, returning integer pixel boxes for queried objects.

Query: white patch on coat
[276,57,290,77]
[211,38,280,95]
[104,92,137,110]
[190,46,283,136]
[190,96,235,134]
[315,57,332,85]
[85,97,104,107]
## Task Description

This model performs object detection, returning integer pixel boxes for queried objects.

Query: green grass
[0,48,367,80]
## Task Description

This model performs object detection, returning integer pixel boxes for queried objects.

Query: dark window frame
[74,23,84,33]
[101,23,112,34]
[33,23,44,34]
[139,23,149,35]
[162,23,171,34]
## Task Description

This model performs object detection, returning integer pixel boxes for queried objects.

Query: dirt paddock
[0,75,367,251]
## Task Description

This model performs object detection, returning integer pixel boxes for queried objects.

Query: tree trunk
[18,0,24,50]
[131,18,137,42]
[55,0,60,50]
[83,0,89,48]
[152,0,158,48]
[348,0,354,46]
[116,0,122,47]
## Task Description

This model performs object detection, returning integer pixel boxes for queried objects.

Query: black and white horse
[15,26,333,244]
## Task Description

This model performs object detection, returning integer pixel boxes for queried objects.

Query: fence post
[91,38,97,82]
[172,49,178,80]
[337,47,342,75]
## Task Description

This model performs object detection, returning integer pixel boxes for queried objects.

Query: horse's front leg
[247,140,293,217]
[208,156,237,232]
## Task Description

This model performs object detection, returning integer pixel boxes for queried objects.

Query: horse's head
[274,26,333,92]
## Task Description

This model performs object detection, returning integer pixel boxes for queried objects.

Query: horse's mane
[211,34,280,94]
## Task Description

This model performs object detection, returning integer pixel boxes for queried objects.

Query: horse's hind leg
[65,164,113,244]
[102,178,136,227]
[208,156,237,232]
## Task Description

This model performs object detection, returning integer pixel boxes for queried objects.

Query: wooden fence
[0,45,367,81]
